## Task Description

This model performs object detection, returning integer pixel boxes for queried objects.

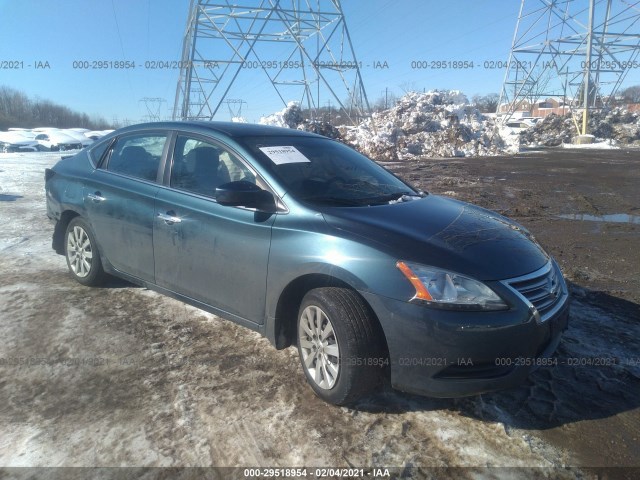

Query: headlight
[396,261,508,311]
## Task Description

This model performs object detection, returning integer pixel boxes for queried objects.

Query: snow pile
[519,109,640,147]
[259,101,341,138]
[258,93,640,158]
[496,125,524,155]
[259,101,303,128]
[561,139,619,149]
[342,90,506,160]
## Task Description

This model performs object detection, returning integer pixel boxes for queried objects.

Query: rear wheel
[297,287,385,405]
[64,217,106,286]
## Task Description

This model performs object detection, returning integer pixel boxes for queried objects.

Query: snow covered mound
[343,90,506,160]
[519,109,640,148]
[259,101,341,138]
[259,101,303,128]
[258,93,640,158]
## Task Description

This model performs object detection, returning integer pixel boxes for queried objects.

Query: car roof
[115,121,323,139]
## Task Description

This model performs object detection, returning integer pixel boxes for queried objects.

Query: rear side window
[89,139,111,166]
[105,134,167,182]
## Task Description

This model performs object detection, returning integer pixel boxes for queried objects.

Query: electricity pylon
[224,99,248,121]
[139,97,167,122]
[173,0,371,124]
[498,0,640,134]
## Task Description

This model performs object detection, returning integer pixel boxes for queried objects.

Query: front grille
[505,262,566,321]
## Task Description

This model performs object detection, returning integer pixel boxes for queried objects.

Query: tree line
[0,86,112,131]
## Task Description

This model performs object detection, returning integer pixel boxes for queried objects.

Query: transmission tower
[498,0,640,134]
[172,0,372,124]
[139,97,167,122]
[224,99,248,121]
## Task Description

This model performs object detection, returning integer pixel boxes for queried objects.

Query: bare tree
[620,85,640,104]
[0,85,111,130]
[472,93,500,113]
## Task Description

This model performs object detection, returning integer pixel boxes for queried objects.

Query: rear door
[84,132,168,282]
[153,133,275,324]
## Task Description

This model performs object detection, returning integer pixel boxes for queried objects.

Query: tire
[64,217,106,286]
[297,287,385,405]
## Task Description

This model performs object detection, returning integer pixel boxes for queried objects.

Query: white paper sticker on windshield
[259,146,311,165]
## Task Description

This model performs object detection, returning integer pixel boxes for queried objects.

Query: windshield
[238,135,420,206]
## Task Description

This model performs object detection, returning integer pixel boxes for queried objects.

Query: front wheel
[64,217,106,286]
[297,287,385,405]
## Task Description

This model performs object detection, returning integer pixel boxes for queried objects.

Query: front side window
[170,135,257,197]
[106,134,167,182]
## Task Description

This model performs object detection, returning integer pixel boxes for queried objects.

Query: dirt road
[0,149,638,477]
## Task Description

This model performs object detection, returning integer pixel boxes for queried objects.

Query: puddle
[558,213,640,224]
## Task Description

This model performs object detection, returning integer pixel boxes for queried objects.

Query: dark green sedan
[45,121,569,405]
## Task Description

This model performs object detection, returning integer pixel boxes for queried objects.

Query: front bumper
[362,262,570,398]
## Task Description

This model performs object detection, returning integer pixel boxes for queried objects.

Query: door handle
[157,211,182,225]
[87,192,106,202]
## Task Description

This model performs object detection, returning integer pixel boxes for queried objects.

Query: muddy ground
[392,148,640,468]
[0,149,638,478]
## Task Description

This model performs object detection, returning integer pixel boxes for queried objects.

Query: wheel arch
[52,209,81,255]
[269,273,389,359]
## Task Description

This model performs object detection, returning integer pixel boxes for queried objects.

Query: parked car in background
[0,131,39,153]
[34,130,83,151]
[61,129,94,148]
[84,130,114,141]
[45,121,569,405]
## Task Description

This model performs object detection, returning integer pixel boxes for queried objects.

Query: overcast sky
[1,0,638,124]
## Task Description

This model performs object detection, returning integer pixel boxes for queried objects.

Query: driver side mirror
[215,180,277,212]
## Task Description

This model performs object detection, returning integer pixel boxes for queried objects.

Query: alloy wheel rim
[67,225,93,278]
[299,305,340,390]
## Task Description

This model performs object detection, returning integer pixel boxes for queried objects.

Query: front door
[153,134,275,324]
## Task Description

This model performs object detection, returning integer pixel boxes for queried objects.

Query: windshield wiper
[364,192,421,205]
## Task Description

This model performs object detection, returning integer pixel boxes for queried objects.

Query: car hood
[320,194,549,281]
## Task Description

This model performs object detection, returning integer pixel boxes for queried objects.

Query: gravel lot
[0,149,638,478]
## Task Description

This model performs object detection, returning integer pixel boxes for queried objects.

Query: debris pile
[342,90,506,160]
[589,109,640,145]
[519,114,575,147]
[519,109,640,147]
